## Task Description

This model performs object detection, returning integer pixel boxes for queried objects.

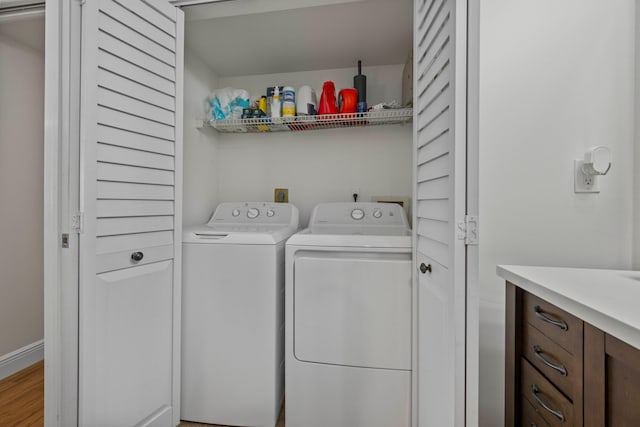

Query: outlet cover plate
[274,188,289,203]
[574,160,599,193]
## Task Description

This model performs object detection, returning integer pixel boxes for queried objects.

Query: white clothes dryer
[285,202,412,427]
[181,202,299,427]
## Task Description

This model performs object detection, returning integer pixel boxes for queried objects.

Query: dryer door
[294,251,411,370]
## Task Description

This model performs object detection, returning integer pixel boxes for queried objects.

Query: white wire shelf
[207,108,413,133]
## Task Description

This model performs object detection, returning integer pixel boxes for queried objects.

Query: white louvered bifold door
[413,0,467,426]
[78,1,183,426]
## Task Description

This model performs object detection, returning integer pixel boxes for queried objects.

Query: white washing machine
[285,202,412,427]
[182,202,299,427]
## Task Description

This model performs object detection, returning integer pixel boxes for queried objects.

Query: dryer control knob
[351,208,365,220]
[247,208,260,219]
[266,209,275,217]
[232,209,241,217]
[373,209,383,219]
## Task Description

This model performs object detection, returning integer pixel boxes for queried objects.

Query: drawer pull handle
[531,384,565,422]
[533,345,567,376]
[419,263,432,274]
[534,305,568,331]
[131,251,144,262]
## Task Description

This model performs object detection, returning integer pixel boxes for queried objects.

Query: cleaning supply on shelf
[282,86,296,117]
[209,87,250,120]
[258,96,267,115]
[318,81,338,115]
[338,88,358,114]
[266,87,274,117]
[271,85,282,119]
[353,60,367,113]
[296,85,317,115]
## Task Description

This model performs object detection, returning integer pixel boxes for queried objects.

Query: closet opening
[0,3,46,425]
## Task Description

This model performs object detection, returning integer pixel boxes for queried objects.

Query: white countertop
[497,265,640,350]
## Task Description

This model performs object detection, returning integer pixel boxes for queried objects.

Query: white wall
[0,33,45,357]
[183,49,220,226]
[217,65,412,226]
[478,1,636,425]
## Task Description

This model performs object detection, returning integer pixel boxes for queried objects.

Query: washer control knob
[373,209,383,219]
[247,208,260,219]
[351,208,365,220]
[266,209,275,217]
[232,209,241,217]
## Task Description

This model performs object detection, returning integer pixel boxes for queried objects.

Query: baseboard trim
[0,339,44,380]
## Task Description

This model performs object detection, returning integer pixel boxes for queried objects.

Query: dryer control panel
[309,203,409,228]
[208,202,299,226]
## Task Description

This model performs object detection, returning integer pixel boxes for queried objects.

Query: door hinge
[457,215,478,246]
[71,212,85,234]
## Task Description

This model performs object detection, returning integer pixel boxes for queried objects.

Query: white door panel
[413,0,467,426]
[294,253,412,370]
[286,361,412,427]
[79,0,183,425]
[91,261,173,426]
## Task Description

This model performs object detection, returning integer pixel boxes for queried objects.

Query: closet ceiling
[184,0,413,77]
[0,14,44,52]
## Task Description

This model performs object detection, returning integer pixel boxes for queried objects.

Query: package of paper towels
[209,87,250,120]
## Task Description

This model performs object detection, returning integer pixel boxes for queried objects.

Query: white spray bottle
[271,85,281,119]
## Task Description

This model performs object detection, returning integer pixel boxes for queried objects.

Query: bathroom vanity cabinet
[499,266,640,426]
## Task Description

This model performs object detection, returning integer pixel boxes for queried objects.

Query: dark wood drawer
[521,358,574,427]
[523,292,583,355]
[523,323,580,400]
[521,395,551,427]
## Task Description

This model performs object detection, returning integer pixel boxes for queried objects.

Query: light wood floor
[0,362,285,427]
[0,361,44,426]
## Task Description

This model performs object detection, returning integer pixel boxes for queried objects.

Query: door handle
[131,251,144,262]
[419,263,432,274]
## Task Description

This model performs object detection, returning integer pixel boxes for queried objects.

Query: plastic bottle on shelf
[258,96,267,115]
[318,81,338,115]
[282,86,296,117]
[271,86,281,119]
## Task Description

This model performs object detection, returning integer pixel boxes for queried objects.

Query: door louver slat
[100,0,175,52]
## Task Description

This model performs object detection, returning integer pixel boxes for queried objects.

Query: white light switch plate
[574,160,599,193]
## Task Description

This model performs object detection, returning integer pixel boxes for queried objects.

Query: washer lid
[184,202,300,244]
[287,202,411,248]
[183,224,298,244]
[286,228,411,249]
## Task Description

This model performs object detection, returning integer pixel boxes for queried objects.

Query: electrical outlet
[574,160,599,193]
[274,188,289,203]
